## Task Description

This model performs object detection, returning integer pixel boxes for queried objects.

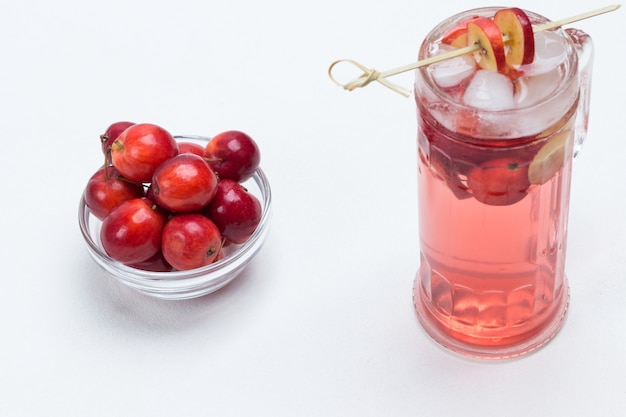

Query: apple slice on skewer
[466,17,507,72]
[528,129,573,184]
[494,7,535,66]
[442,15,481,48]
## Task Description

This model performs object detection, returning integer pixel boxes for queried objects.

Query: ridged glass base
[413,273,570,360]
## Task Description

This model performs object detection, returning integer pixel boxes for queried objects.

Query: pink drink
[413,8,593,358]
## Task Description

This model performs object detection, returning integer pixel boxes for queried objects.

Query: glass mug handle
[566,28,595,159]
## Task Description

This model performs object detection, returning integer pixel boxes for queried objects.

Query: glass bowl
[78,135,272,300]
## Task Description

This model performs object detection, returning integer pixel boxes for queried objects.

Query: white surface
[1,0,624,416]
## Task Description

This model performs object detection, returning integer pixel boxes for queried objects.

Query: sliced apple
[466,17,507,72]
[442,15,481,48]
[494,8,535,66]
[528,129,573,184]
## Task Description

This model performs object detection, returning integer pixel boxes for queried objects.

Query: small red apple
[100,198,166,264]
[128,250,173,272]
[161,214,222,270]
[467,158,530,206]
[204,130,260,182]
[111,123,178,183]
[84,165,145,221]
[151,153,218,213]
[205,179,262,244]
[100,121,135,154]
[177,141,205,156]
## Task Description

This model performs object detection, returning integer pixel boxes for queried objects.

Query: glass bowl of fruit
[78,124,272,300]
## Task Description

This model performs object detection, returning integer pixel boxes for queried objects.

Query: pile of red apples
[83,122,263,272]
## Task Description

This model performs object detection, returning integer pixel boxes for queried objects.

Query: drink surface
[413,8,580,357]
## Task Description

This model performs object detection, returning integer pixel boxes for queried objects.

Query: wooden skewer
[328,4,621,96]
[533,4,620,32]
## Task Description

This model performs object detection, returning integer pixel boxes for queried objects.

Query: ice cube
[515,71,560,107]
[462,70,515,111]
[528,30,568,75]
[515,31,568,107]
[428,45,476,89]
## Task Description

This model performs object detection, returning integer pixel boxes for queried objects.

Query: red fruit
[204,130,260,182]
[429,154,472,201]
[177,141,205,156]
[84,166,145,220]
[206,179,262,244]
[100,121,135,154]
[467,158,530,206]
[467,17,507,72]
[128,250,173,272]
[100,198,166,264]
[151,153,218,213]
[441,15,481,48]
[144,183,157,204]
[161,214,222,271]
[111,123,178,183]
[494,7,535,67]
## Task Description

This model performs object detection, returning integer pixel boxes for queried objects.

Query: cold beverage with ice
[413,7,594,358]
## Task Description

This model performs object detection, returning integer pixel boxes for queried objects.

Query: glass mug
[413,7,594,359]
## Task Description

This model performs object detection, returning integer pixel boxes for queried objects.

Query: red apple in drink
[84,165,145,220]
[111,123,179,183]
[467,17,507,72]
[161,213,223,270]
[206,179,262,244]
[101,198,166,264]
[151,153,219,213]
[177,141,205,156]
[204,130,260,182]
[494,7,535,66]
[100,121,135,154]
[467,157,530,206]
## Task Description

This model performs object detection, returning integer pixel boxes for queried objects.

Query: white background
[1,0,624,416]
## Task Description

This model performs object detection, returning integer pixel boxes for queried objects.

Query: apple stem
[111,139,124,152]
[117,175,144,187]
[215,238,227,262]
[103,151,112,180]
